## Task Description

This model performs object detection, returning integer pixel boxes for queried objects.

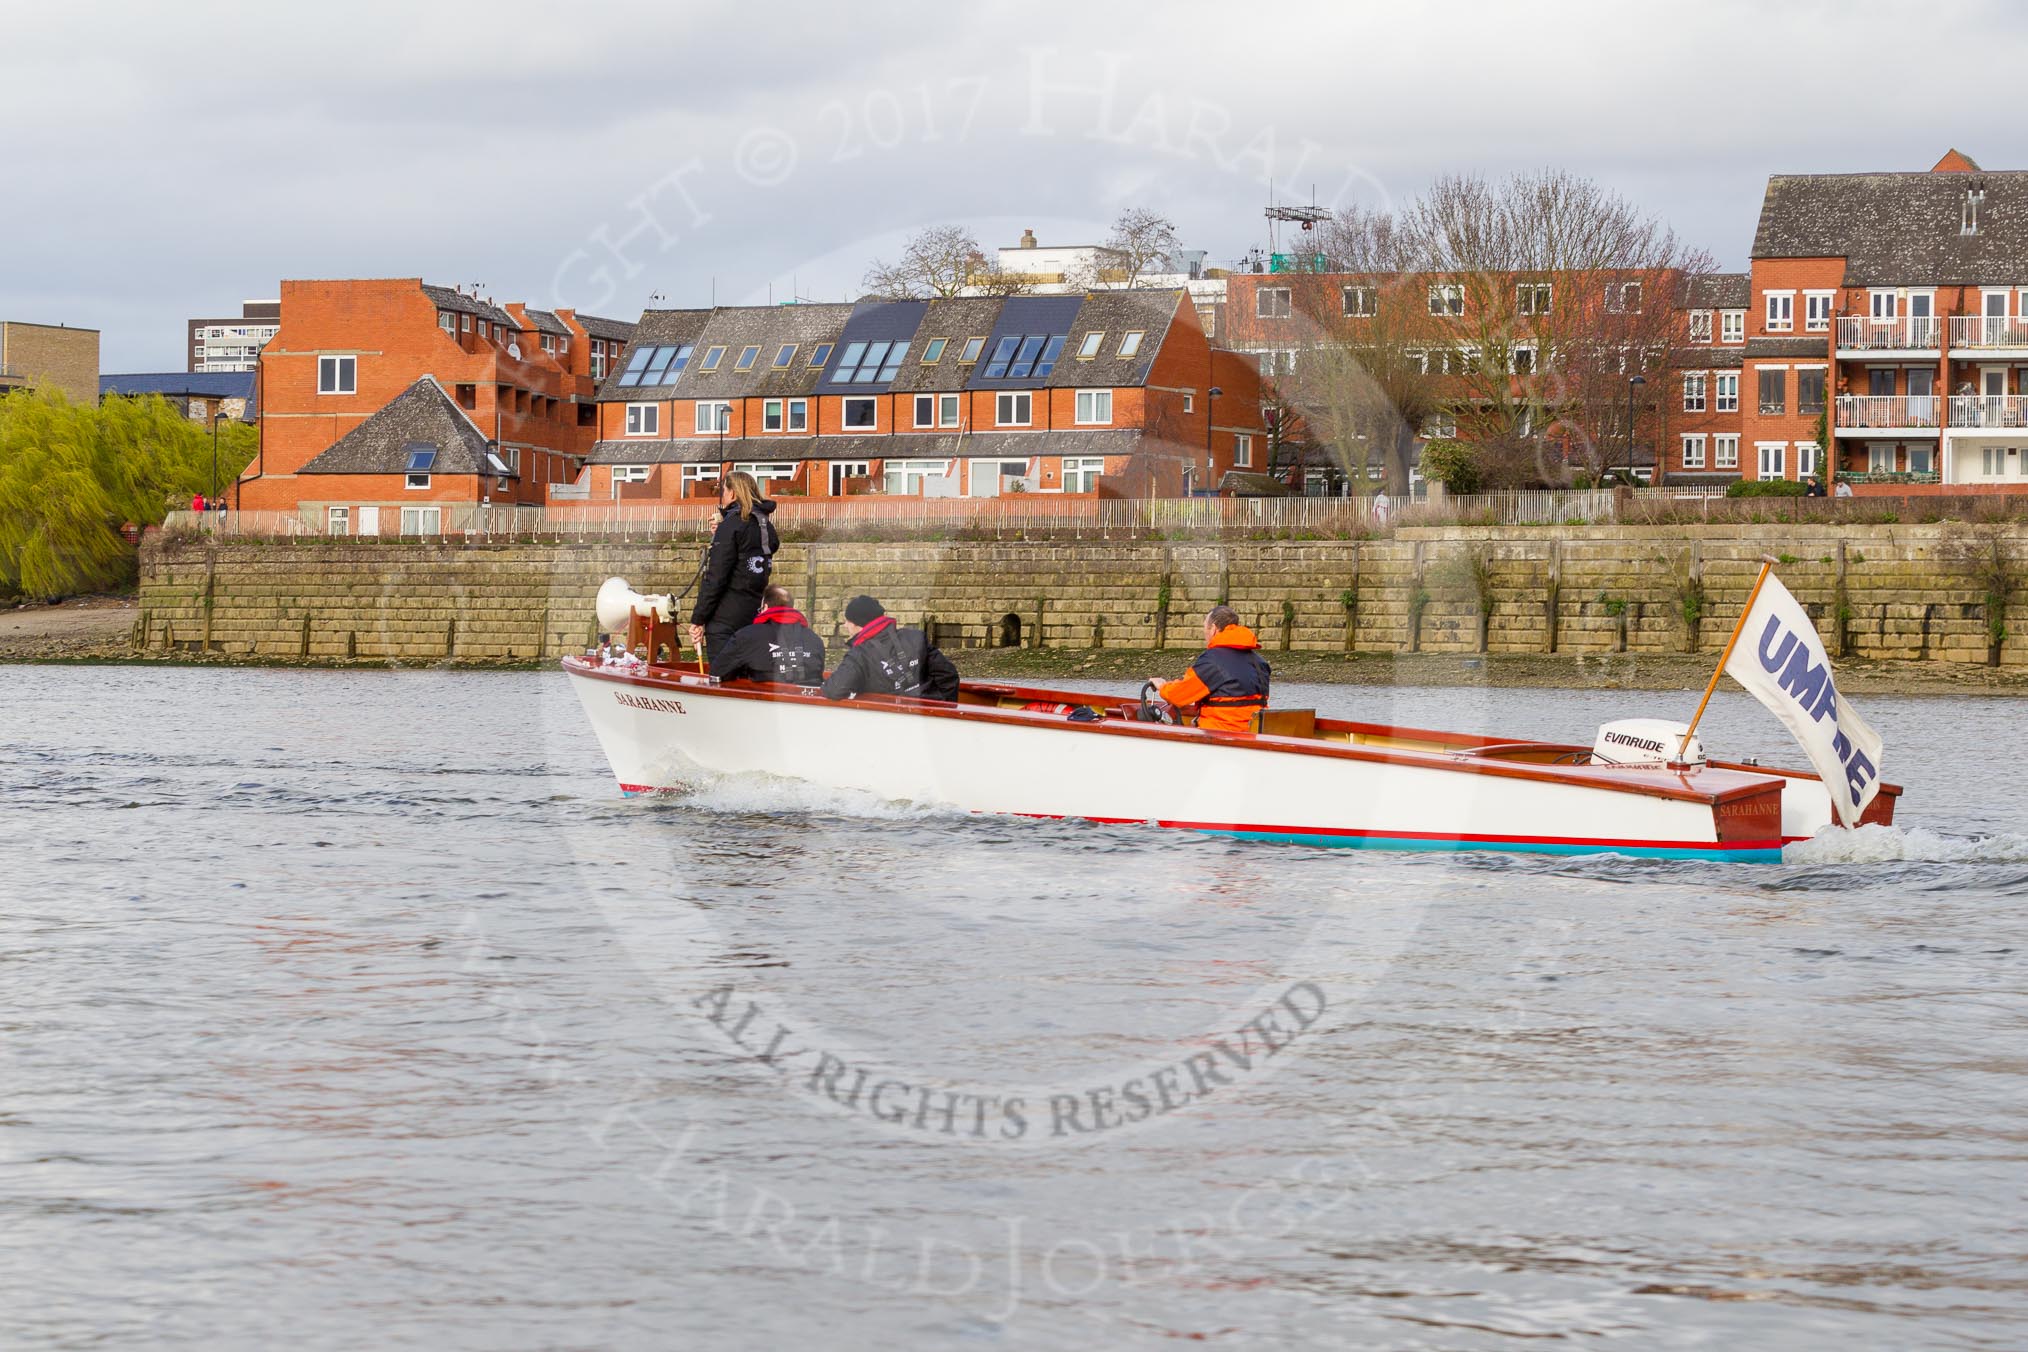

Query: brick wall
[138,526,2028,666]
[0,322,99,404]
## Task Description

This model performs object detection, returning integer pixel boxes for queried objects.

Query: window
[1117,331,1144,357]
[1422,411,1458,439]
[1765,292,1794,332]
[405,470,431,490]
[1683,372,1707,413]
[1182,393,1194,413]
[1063,456,1105,492]
[842,397,877,429]
[1681,434,1707,469]
[317,355,356,394]
[1074,390,1112,424]
[834,340,906,383]
[1797,442,1821,478]
[439,313,456,333]
[479,321,490,338]
[763,399,783,432]
[1342,286,1377,317]
[1908,446,1934,475]
[1804,292,1834,332]
[1757,368,1786,415]
[327,506,350,536]
[1757,442,1786,481]
[938,393,959,427]
[1428,283,1464,316]
[1605,281,1642,314]
[1714,434,1739,469]
[996,392,1032,426]
[1234,433,1254,468]
[400,506,442,536]
[733,461,796,483]
[958,336,985,364]
[591,343,609,381]
[700,346,727,371]
[610,465,650,498]
[829,460,869,495]
[913,394,938,428]
[1978,446,2002,476]
[540,335,555,353]
[460,314,471,332]
[786,398,807,431]
[1688,310,1712,344]
[625,403,659,436]
[921,337,948,364]
[883,459,950,495]
[809,343,833,368]
[1720,310,1745,344]
[772,343,797,368]
[694,401,731,434]
[1715,372,1739,413]
[1257,287,1293,318]
[1511,345,1536,375]
[681,464,720,490]
[734,345,761,371]
[1517,282,1552,316]
[983,337,1019,379]
[1077,331,1105,359]
[1797,367,1827,415]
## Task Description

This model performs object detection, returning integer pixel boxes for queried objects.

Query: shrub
[1418,439,1483,496]
[1725,479,1807,498]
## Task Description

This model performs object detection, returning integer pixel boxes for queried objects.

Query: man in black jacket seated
[711,585,827,686]
[821,595,960,702]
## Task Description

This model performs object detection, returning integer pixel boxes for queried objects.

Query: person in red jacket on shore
[1150,605,1271,734]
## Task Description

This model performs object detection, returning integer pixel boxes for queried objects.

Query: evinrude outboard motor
[1591,718,1703,767]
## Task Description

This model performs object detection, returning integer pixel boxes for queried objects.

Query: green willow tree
[0,389,256,599]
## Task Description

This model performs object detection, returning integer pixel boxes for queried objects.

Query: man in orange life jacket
[1150,605,1270,733]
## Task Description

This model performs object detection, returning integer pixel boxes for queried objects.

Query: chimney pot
[1019,228,1037,249]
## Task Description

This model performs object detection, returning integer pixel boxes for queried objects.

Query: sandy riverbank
[6,600,2025,695]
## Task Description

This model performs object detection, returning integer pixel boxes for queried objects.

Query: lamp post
[210,410,227,508]
[1625,374,1646,482]
[1203,385,1222,496]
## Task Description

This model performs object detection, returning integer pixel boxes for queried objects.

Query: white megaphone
[595,577,674,632]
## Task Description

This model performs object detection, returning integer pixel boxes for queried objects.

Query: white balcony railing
[1948,315,2028,349]
[1836,315,1942,350]
[1948,394,2028,428]
[1835,394,1941,429]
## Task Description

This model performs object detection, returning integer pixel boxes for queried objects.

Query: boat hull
[564,660,1813,862]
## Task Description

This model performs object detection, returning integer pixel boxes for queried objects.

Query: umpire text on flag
[1724,571,1885,828]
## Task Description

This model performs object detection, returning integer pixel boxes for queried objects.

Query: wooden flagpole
[1675,554,1778,764]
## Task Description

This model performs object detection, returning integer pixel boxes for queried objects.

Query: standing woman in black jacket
[687,470,779,656]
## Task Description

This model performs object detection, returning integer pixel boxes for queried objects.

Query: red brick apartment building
[234,278,634,531]
[573,289,1264,504]
[1224,149,2028,494]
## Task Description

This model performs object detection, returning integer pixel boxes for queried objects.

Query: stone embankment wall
[137,525,2028,666]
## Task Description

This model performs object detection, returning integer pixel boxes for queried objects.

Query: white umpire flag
[1724,572,1885,828]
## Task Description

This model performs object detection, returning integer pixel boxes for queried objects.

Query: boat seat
[1257,708,1317,739]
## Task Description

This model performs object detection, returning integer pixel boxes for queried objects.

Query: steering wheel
[1137,681,1175,725]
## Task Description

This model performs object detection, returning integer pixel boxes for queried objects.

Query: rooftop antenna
[1265,186,1330,268]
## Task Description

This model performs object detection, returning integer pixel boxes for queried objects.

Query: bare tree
[862,226,1031,300]
[1064,207,1185,291]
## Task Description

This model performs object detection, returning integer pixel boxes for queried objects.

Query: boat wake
[630,766,962,825]
[1784,823,2028,864]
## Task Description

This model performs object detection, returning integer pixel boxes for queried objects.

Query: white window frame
[1714,434,1739,469]
[1062,456,1105,493]
[399,506,442,537]
[1428,282,1464,316]
[1683,372,1707,413]
[1803,291,1834,332]
[1680,434,1706,470]
[1182,392,1194,413]
[913,393,937,428]
[624,402,659,437]
[1765,291,1795,333]
[610,464,650,498]
[762,398,783,432]
[996,392,1032,427]
[326,506,350,535]
[842,397,877,430]
[1720,310,1745,344]
[882,458,951,496]
[733,461,796,483]
[1715,372,1739,413]
[317,354,356,395]
[1516,281,1552,316]
[1796,441,1821,478]
[1688,310,1712,344]
[681,464,721,489]
[1756,441,1787,481]
[405,472,431,491]
[1256,287,1292,319]
[786,398,808,432]
[1342,285,1377,317]
[828,460,870,494]
[694,401,731,434]
[1073,390,1112,425]
[1234,433,1254,468]
[938,393,960,428]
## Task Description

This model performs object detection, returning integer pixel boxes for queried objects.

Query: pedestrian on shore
[688,471,778,657]
[1805,477,1827,498]
[1371,490,1390,527]
[712,584,826,686]
[821,595,959,702]
[1149,605,1271,734]
[191,492,206,513]
[1834,479,1855,498]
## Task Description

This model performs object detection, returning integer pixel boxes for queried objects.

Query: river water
[4,664,2027,1350]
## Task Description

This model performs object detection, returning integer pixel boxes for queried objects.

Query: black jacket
[821,617,960,702]
[690,500,779,633]
[711,607,827,686]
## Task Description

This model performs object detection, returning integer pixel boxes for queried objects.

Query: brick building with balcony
[233,278,634,529]
[571,288,1263,504]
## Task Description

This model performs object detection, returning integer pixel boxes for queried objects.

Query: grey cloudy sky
[6,0,2024,370]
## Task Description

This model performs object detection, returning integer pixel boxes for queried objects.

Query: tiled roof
[1744,336,1832,359]
[521,309,572,337]
[1678,273,1749,309]
[967,295,1085,390]
[886,298,1010,393]
[1669,347,1744,370]
[1045,289,1180,388]
[594,308,711,400]
[575,313,637,342]
[297,377,505,476]
[813,301,930,394]
[419,284,515,327]
[681,303,855,399]
[588,428,1148,466]
[100,371,254,400]
[1752,169,2028,285]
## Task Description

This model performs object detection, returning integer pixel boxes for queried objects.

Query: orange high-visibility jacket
[1159,625,1271,733]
